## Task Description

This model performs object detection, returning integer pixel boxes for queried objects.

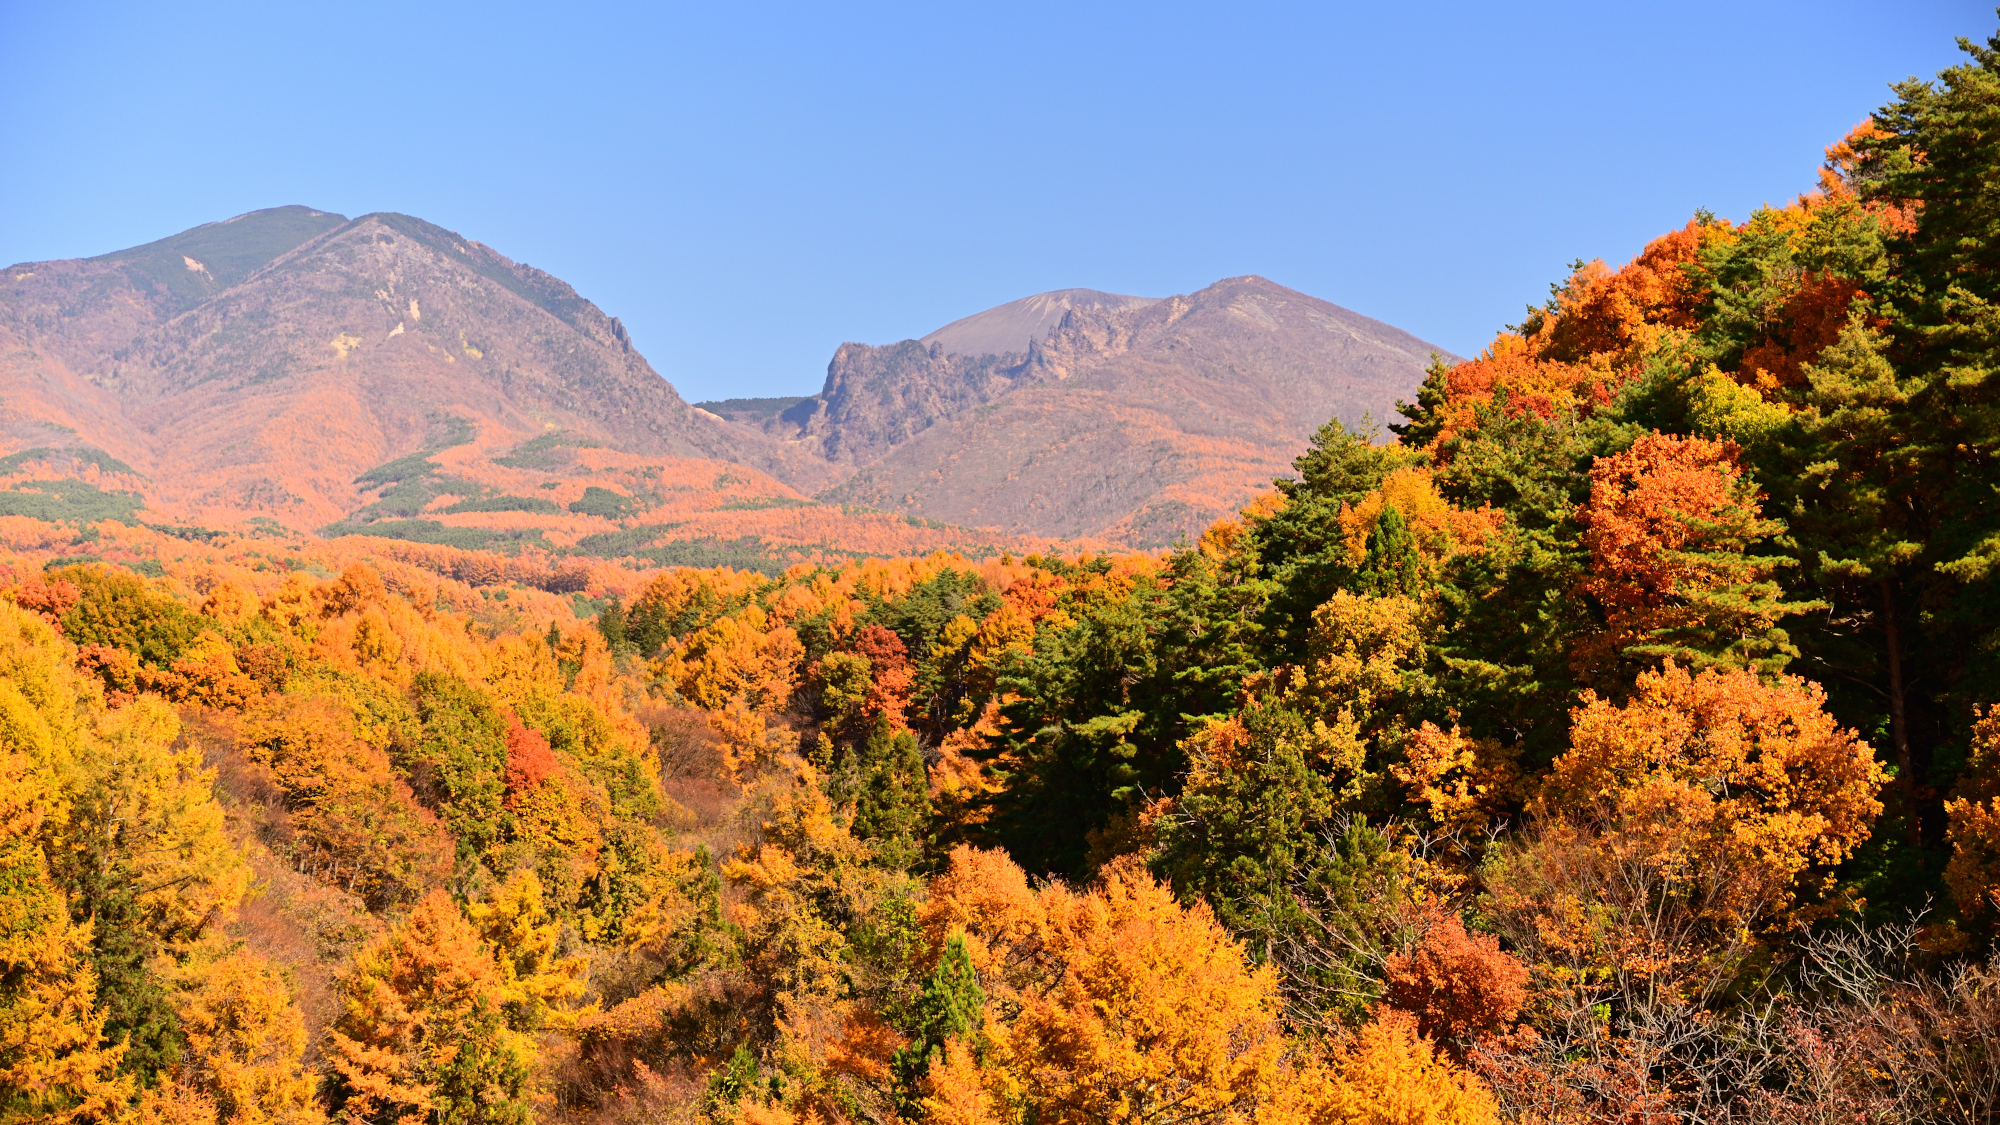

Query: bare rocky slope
[920,288,1157,358]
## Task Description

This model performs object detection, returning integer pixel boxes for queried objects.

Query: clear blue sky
[2,1,1990,402]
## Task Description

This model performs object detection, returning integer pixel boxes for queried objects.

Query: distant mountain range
[2,207,1454,558]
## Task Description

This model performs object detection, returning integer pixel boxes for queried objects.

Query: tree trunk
[1882,579,1917,849]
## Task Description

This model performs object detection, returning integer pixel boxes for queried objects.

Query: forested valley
[11,26,2000,1125]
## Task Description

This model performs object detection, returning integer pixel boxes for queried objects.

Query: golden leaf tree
[323,891,531,1125]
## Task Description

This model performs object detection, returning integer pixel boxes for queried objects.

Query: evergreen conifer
[891,933,985,1113]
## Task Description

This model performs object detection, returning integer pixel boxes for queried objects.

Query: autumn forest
[9,26,2000,1125]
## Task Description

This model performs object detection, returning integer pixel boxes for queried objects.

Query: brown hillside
[1,208,794,523]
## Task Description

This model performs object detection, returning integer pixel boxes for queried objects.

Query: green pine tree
[594,596,628,652]
[891,933,985,1113]
[1389,352,1457,447]
[406,672,510,865]
[852,713,931,871]
[1251,415,1406,662]
[1356,506,1427,599]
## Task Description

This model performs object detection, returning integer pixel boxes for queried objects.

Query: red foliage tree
[1384,907,1529,1050]
[1577,432,1811,676]
[2,575,79,628]
[851,624,914,729]
[503,715,558,799]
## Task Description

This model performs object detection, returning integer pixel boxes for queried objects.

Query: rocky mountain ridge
[757,275,1454,544]
[920,288,1158,358]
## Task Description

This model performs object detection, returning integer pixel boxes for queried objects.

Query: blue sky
[2,1,1990,402]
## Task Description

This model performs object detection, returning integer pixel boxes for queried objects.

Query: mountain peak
[920,287,1158,358]
[83,205,349,312]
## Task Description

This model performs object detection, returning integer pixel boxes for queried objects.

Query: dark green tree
[980,562,1161,877]
[1250,416,1406,662]
[404,673,510,865]
[851,713,931,871]
[594,596,628,653]
[1390,352,1458,447]
[53,564,203,669]
[891,933,986,1113]
[427,999,532,1125]
[74,873,182,1084]
[1355,506,1428,599]
[1427,394,1632,764]
[1151,694,1338,945]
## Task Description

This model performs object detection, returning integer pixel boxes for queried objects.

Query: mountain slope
[4,210,1454,554]
[89,204,350,313]
[816,276,1453,546]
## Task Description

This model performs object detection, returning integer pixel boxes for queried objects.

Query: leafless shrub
[647,704,729,781]
[1740,921,2000,1125]
[1473,801,1781,1125]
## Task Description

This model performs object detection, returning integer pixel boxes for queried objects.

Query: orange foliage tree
[1945,707,2000,922]
[1577,432,1816,677]
[1383,908,1529,1051]
[1548,661,1880,925]
[324,891,531,1125]
[918,847,1284,1124]
[240,695,453,908]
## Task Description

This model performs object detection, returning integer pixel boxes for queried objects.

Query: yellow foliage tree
[465,869,588,1031]
[80,698,248,947]
[324,891,531,1125]
[1547,660,1882,923]
[170,950,323,1125]
[0,599,92,793]
[916,1040,996,1125]
[0,727,129,1124]
[653,606,801,714]
[921,847,1284,1125]
[723,760,882,1024]
[1337,468,1499,568]
[1263,1010,1498,1125]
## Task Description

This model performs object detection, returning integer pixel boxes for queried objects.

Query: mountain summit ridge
[920,287,1159,358]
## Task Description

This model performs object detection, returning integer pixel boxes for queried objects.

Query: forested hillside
[8,25,2000,1125]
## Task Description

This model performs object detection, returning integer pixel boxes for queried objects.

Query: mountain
[767,277,1454,546]
[84,205,351,313]
[920,288,1158,358]
[768,343,1029,468]
[3,208,1455,556]
[0,207,1028,569]
[3,208,747,517]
